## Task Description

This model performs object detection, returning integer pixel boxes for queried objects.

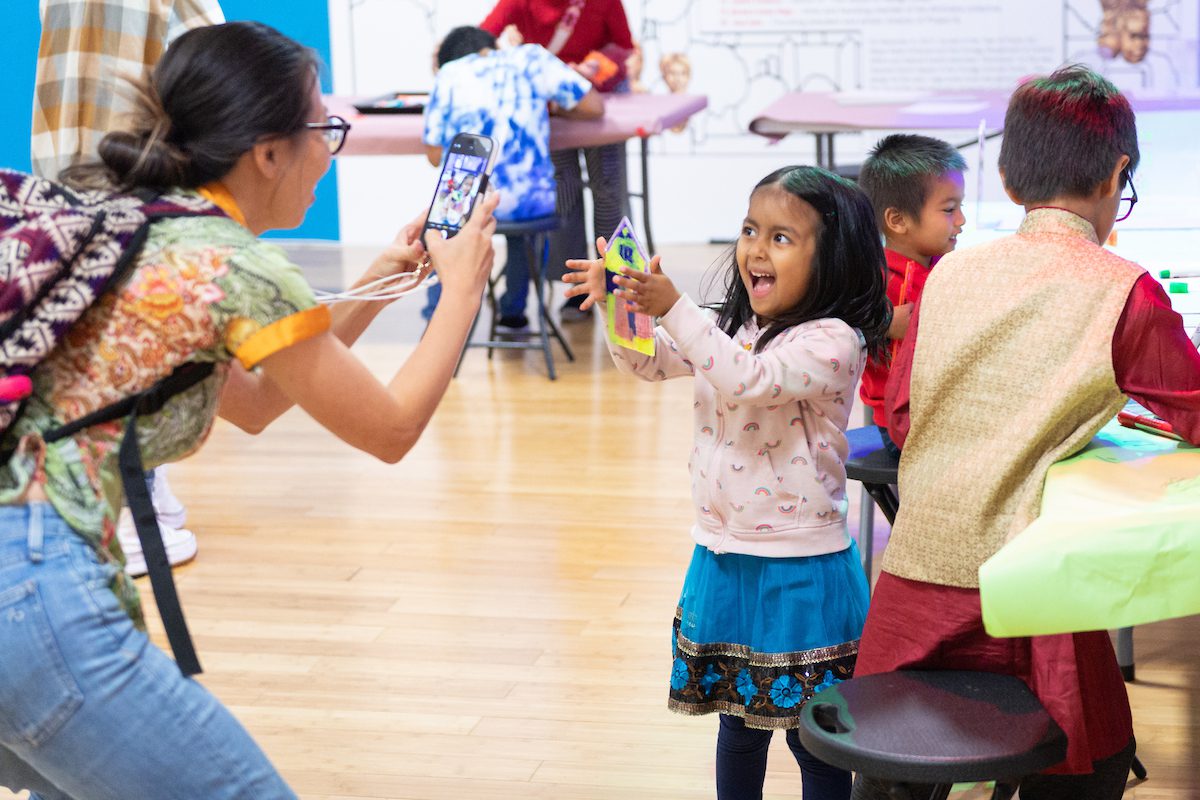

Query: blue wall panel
[0,1,339,241]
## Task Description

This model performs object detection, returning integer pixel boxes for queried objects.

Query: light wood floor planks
[2,245,1197,798]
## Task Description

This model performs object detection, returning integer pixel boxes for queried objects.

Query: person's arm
[480,0,518,36]
[218,194,498,461]
[883,298,919,447]
[1112,272,1200,445]
[218,217,431,431]
[603,0,635,52]
[615,259,860,404]
[552,88,604,120]
[561,237,695,381]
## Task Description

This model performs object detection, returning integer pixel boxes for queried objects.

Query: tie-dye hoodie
[607,295,865,557]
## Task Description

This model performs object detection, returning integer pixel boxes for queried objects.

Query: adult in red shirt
[481,0,635,321]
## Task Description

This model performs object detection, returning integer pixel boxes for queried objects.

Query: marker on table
[1159,269,1200,279]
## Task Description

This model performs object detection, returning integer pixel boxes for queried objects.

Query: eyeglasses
[305,115,351,155]
[1115,169,1137,223]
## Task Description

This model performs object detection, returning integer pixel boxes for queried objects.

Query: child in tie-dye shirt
[422,26,602,327]
[562,166,891,800]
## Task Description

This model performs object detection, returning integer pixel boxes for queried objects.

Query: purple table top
[749,90,1200,138]
[327,92,708,157]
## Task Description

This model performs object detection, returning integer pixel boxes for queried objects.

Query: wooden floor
[3,247,1197,798]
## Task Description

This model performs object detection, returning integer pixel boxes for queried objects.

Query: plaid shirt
[31,0,224,180]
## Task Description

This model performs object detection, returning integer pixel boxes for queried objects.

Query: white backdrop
[328,0,1200,246]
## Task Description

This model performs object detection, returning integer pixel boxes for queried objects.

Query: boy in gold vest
[851,65,1200,799]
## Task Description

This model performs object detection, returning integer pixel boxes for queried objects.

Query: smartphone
[421,132,495,247]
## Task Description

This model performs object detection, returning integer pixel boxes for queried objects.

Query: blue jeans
[421,234,532,320]
[0,504,295,799]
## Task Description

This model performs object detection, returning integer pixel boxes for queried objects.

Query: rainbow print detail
[701,356,714,370]
[743,422,759,432]
[754,487,772,496]
[755,524,774,533]
[778,504,796,514]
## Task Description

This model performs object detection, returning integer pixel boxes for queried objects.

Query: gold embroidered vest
[883,208,1144,587]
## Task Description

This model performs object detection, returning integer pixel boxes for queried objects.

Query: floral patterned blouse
[0,186,330,624]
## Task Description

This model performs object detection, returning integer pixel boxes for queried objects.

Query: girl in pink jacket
[564,166,890,800]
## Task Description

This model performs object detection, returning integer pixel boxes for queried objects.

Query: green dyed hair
[999,64,1139,203]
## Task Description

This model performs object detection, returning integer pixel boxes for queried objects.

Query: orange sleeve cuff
[233,305,331,369]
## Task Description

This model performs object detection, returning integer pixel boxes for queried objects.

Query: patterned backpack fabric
[0,168,226,676]
[0,168,223,426]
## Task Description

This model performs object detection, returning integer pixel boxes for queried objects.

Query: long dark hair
[715,166,891,359]
[62,21,319,191]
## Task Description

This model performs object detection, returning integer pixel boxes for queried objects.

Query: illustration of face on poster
[1096,0,1150,63]
[1119,8,1150,62]
[660,53,691,93]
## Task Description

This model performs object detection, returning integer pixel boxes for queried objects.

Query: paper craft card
[605,217,655,356]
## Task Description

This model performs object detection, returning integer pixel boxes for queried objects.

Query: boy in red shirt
[857,135,966,454]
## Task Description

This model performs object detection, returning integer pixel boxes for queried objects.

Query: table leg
[637,138,656,255]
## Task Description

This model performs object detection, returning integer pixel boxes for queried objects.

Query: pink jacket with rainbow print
[608,296,866,558]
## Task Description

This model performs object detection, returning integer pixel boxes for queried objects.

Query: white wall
[329,0,1200,247]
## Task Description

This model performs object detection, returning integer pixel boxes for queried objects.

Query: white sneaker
[116,509,198,578]
[149,468,187,530]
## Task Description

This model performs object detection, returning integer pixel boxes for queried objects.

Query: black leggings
[716,714,851,800]
[850,737,1136,800]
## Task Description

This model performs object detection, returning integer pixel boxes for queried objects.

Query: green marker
[1160,269,1200,279]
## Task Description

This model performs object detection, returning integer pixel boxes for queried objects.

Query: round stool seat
[799,671,1067,784]
[844,425,899,486]
[494,214,560,236]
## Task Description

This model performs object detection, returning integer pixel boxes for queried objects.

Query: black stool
[799,670,1068,800]
[845,425,899,579]
[454,215,575,380]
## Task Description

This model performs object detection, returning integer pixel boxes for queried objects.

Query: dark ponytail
[63,21,319,192]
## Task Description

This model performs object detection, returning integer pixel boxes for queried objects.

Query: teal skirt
[668,542,870,729]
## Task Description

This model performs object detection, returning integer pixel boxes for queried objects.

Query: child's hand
[615,256,680,317]
[561,236,609,312]
[888,302,913,340]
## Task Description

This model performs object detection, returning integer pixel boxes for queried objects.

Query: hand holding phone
[421,132,495,248]
[425,191,499,301]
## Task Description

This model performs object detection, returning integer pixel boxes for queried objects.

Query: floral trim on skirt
[666,542,869,730]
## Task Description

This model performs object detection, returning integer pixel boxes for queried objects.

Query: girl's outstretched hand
[614,255,679,317]
[561,236,609,311]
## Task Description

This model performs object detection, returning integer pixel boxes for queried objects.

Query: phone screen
[424,135,493,244]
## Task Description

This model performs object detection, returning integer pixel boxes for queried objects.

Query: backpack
[0,168,227,676]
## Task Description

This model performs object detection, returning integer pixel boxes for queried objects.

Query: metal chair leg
[1116,626,1135,681]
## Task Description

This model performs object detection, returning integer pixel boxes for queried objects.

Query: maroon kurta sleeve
[1113,272,1200,445]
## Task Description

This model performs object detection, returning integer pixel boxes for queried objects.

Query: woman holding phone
[0,21,494,799]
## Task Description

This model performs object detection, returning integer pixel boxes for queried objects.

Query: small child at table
[856,134,965,455]
[851,65,1200,800]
